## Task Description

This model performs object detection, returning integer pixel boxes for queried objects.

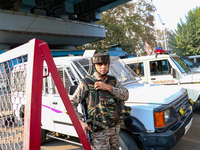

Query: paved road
[41,103,200,150]
[41,138,83,150]
[172,103,200,150]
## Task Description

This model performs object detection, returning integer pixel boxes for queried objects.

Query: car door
[149,59,179,85]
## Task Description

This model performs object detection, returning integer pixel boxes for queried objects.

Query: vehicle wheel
[41,129,47,145]
[119,130,139,150]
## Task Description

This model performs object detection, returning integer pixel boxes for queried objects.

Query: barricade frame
[0,38,91,150]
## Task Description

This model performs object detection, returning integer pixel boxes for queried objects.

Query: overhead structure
[157,14,168,50]
[0,0,131,52]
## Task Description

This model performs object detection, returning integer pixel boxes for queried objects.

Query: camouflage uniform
[91,124,120,150]
[71,72,129,150]
[71,53,129,150]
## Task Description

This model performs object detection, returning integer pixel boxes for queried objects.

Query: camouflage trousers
[91,124,120,150]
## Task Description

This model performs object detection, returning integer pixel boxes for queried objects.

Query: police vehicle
[123,47,200,104]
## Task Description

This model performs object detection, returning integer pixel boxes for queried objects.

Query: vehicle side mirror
[69,85,78,95]
[171,68,176,78]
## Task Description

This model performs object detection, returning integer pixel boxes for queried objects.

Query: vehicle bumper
[139,111,193,150]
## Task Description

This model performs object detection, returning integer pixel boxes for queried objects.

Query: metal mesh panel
[51,67,73,94]
[0,56,27,150]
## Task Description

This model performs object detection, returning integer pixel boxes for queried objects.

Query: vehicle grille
[174,91,190,119]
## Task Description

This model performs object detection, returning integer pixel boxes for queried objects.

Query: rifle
[81,100,92,143]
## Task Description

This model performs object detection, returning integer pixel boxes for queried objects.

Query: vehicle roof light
[154,47,172,54]
[154,111,165,128]
[154,47,165,54]
[154,49,166,54]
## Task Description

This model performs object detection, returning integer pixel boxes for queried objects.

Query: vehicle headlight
[164,109,170,122]
[189,99,194,105]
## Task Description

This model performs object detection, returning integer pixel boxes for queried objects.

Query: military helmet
[92,53,110,64]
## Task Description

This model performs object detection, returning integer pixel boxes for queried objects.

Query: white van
[11,55,193,150]
[123,53,200,103]
[187,55,200,63]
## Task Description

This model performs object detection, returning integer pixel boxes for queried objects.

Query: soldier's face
[95,63,109,75]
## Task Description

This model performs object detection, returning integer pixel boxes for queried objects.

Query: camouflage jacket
[71,72,129,121]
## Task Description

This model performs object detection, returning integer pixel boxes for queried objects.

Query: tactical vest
[81,75,131,132]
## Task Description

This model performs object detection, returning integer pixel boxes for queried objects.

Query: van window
[188,58,200,63]
[188,55,200,63]
[127,63,144,77]
[72,58,92,77]
[150,60,171,75]
[66,67,79,85]
[43,68,49,94]
[51,67,77,94]
[197,58,200,63]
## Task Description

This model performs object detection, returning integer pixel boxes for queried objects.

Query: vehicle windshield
[181,57,193,66]
[181,57,200,68]
[71,56,140,85]
[109,57,141,84]
[171,57,190,73]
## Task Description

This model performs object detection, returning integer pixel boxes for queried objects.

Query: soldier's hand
[94,81,113,93]
[80,120,92,135]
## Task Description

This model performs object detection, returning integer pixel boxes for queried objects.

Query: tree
[77,0,156,55]
[169,7,200,56]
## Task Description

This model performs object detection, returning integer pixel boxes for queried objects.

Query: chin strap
[93,65,108,77]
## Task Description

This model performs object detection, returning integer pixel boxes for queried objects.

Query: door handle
[52,102,58,105]
[151,78,156,80]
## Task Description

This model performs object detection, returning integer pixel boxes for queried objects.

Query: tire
[119,130,139,150]
[41,129,47,145]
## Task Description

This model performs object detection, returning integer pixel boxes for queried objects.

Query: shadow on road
[172,103,200,150]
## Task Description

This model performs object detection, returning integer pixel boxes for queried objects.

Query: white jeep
[123,53,200,103]
[12,55,193,150]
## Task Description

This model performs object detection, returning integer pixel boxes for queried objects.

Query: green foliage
[77,0,156,55]
[169,7,200,56]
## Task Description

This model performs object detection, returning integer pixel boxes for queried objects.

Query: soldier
[71,53,129,150]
